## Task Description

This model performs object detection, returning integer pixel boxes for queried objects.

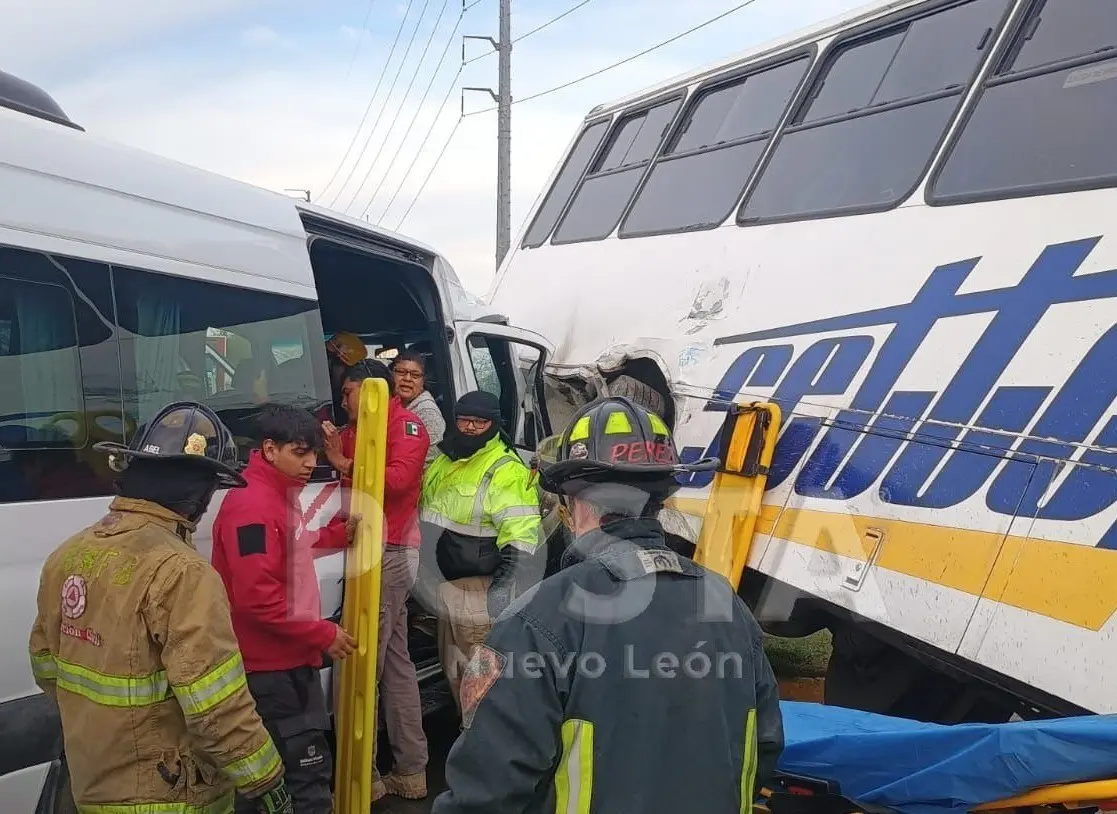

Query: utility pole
[496,0,511,269]
[463,0,512,271]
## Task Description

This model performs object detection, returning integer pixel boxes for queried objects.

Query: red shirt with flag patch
[339,395,429,547]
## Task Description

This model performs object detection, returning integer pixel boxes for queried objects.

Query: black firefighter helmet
[534,396,719,505]
[93,401,247,488]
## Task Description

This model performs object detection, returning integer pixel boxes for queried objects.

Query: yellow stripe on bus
[667,497,1117,631]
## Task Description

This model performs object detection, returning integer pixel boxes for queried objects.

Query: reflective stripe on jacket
[419,435,541,580]
[28,497,283,812]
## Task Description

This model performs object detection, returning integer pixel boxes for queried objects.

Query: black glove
[253,778,294,814]
[487,546,519,619]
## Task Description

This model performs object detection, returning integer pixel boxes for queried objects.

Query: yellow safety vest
[420,435,542,554]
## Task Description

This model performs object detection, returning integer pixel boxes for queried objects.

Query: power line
[343,0,379,81]
[464,0,762,115]
[357,0,461,220]
[318,0,415,205]
[338,0,437,212]
[359,0,460,218]
[378,64,464,223]
[347,0,454,216]
[464,0,593,65]
[514,0,593,43]
[394,115,465,230]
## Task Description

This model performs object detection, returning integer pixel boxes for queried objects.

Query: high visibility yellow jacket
[420,436,542,581]
[28,497,284,814]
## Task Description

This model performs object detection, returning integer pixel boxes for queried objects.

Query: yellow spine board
[977,778,1117,811]
[753,777,1117,814]
[333,377,389,814]
[695,402,782,589]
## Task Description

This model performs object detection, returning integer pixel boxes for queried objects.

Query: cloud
[240,24,295,49]
[338,24,366,43]
[17,0,867,295]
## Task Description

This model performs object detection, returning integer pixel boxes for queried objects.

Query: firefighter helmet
[93,401,246,488]
[325,331,368,367]
[534,396,718,498]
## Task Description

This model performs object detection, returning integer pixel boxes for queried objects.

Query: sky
[2,0,869,296]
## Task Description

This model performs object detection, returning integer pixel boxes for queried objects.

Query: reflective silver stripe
[503,537,541,554]
[78,797,234,814]
[491,505,540,524]
[470,456,520,524]
[555,718,594,814]
[173,651,247,717]
[224,736,283,790]
[739,708,758,813]
[31,652,57,681]
[55,659,171,707]
[420,509,498,538]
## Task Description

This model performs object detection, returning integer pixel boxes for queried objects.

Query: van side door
[452,323,554,459]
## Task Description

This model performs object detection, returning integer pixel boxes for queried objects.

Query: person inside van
[321,331,368,423]
[232,354,270,406]
[391,349,445,465]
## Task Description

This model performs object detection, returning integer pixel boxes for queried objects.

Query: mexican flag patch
[404,421,420,437]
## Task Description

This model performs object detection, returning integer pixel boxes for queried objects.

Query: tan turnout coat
[29,497,284,813]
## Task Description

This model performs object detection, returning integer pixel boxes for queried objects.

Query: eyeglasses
[393,368,424,380]
[456,417,491,429]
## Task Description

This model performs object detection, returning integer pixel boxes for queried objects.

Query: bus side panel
[958,462,1117,710]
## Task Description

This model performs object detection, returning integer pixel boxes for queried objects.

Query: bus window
[551,96,682,244]
[931,0,1117,202]
[521,119,609,249]
[0,246,121,503]
[739,0,1011,223]
[620,55,810,237]
[112,266,333,461]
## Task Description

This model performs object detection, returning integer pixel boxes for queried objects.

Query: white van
[0,69,554,813]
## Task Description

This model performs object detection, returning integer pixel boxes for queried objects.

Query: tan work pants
[374,545,428,775]
[436,575,494,710]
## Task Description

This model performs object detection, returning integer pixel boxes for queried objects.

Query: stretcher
[333,376,389,814]
[759,701,1117,814]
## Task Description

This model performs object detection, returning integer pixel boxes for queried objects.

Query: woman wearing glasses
[391,349,445,466]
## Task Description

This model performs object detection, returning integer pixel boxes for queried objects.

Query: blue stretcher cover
[775,701,1117,814]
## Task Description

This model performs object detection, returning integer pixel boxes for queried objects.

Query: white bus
[0,69,553,812]
[488,0,1117,722]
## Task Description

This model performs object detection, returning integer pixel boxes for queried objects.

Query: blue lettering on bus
[676,236,1117,549]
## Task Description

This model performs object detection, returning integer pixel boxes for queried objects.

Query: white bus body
[488,0,1117,719]
[0,73,553,813]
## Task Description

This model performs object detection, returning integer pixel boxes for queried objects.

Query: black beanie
[454,390,502,423]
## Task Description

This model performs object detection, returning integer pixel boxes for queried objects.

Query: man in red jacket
[322,360,431,802]
[211,404,359,814]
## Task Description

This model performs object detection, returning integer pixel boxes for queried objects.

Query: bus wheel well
[604,360,675,429]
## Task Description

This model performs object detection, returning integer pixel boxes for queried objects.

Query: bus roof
[586,0,919,120]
